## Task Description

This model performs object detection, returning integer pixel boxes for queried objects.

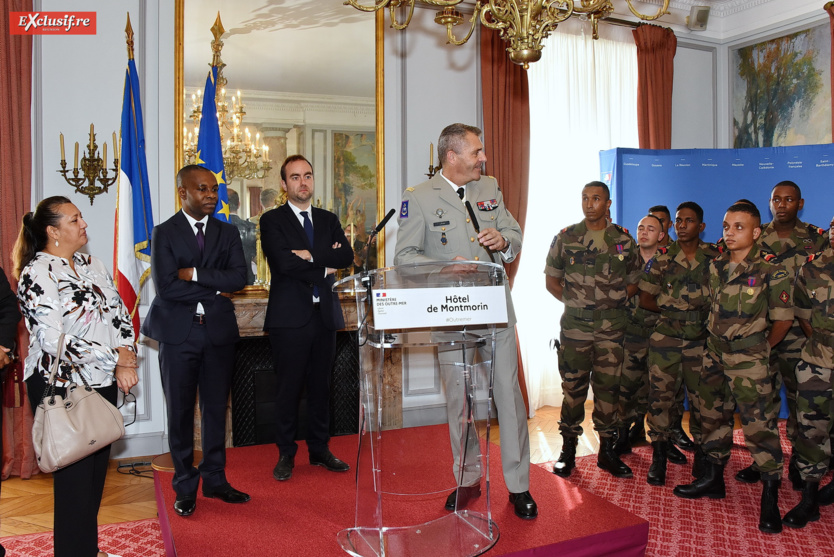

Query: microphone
[465,201,495,263]
[374,208,396,233]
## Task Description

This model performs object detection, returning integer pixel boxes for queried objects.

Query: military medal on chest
[747,276,756,295]
[441,232,448,246]
[616,244,624,261]
[435,208,445,219]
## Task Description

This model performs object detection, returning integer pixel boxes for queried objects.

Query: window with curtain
[513,19,639,413]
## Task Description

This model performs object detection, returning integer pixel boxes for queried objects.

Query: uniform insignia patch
[551,235,558,248]
[433,221,450,227]
[808,253,818,262]
[477,200,499,211]
[569,256,575,265]
[435,208,446,218]
[400,200,409,218]
[657,246,668,254]
[771,269,789,280]
[644,259,654,272]
[616,244,623,254]
[780,290,789,304]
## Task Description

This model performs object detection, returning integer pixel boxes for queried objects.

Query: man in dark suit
[260,155,354,481]
[0,267,21,557]
[142,165,249,517]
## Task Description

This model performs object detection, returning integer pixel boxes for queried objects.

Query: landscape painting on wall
[332,131,377,270]
[732,22,831,148]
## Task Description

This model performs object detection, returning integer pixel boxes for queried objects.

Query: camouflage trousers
[646,333,705,443]
[699,338,783,479]
[617,331,650,426]
[558,326,625,439]
[794,360,834,481]
[769,322,804,445]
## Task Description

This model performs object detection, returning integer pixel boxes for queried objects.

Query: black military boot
[673,461,725,499]
[691,445,707,479]
[646,442,667,486]
[629,416,647,447]
[669,417,694,451]
[666,442,688,465]
[553,437,578,478]
[783,481,820,529]
[787,452,802,491]
[758,479,782,534]
[597,436,633,478]
[735,463,761,483]
[614,420,633,455]
[819,479,834,506]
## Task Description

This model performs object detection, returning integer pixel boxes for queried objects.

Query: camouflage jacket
[758,220,827,279]
[545,219,640,314]
[626,248,665,334]
[707,248,793,341]
[794,247,834,367]
[640,241,720,340]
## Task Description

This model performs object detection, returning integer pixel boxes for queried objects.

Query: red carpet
[0,518,164,556]
[155,424,648,556]
[543,427,834,557]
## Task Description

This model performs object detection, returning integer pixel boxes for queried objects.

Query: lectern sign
[372,286,507,329]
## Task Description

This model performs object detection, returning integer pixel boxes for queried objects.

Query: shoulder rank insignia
[613,223,629,235]
[561,227,568,234]
[656,246,668,255]
[809,223,825,236]
[761,250,776,262]
[807,252,821,263]
[551,235,558,248]
[477,199,499,211]
[643,259,654,272]
[405,187,415,192]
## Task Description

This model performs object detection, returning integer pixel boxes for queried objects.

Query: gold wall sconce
[58,124,119,205]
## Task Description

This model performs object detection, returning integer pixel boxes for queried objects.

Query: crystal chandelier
[183,15,272,180]
[344,0,670,69]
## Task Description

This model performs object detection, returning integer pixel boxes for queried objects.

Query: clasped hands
[115,346,139,394]
[0,345,12,368]
[292,242,342,276]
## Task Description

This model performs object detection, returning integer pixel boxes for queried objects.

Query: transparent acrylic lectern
[334,261,509,557]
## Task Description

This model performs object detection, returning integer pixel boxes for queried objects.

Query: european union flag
[196,65,230,222]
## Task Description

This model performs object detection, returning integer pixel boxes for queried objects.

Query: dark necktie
[195,222,205,253]
[300,211,319,298]
[457,187,465,200]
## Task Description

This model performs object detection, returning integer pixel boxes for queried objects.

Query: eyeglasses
[118,388,137,427]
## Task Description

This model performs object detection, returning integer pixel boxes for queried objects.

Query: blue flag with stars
[196,65,230,222]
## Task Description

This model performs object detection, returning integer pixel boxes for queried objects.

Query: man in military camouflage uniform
[782,216,834,528]
[640,202,719,486]
[673,202,792,535]
[736,181,827,487]
[615,214,667,456]
[546,181,641,478]
[394,123,536,520]
[649,205,672,247]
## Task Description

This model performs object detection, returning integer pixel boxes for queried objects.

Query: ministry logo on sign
[10,12,96,35]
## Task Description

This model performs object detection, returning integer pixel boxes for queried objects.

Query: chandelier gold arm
[624,0,669,21]
[342,0,390,14]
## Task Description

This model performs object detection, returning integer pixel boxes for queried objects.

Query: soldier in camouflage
[640,202,719,486]
[782,216,834,528]
[736,181,827,488]
[673,202,792,535]
[545,181,641,479]
[615,214,666,456]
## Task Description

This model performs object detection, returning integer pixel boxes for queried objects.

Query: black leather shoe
[173,493,197,517]
[735,464,761,484]
[759,479,782,534]
[273,455,295,481]
[444,485,481,511]
[666,442,687,465]
[202,483,251,504]
[597,437,633,478]
[783,481,820,529]
[553,437,578,478]
[310,450,350,472]
[670,420,695,451]
[673,461,725,500]
[508,491,538,519]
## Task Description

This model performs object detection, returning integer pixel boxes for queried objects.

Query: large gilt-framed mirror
[175,0,385,292]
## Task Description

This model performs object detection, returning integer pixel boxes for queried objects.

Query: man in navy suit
[260,155,354,481]
[142,165,249,516]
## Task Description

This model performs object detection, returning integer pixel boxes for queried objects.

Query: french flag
[114,56,154,337]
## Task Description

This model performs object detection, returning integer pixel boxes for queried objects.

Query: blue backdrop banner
[600,144,834,241]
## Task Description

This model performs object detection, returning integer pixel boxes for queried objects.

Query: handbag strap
[41,334,94,404]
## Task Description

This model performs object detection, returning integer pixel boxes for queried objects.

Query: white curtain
[513,19,640,414]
